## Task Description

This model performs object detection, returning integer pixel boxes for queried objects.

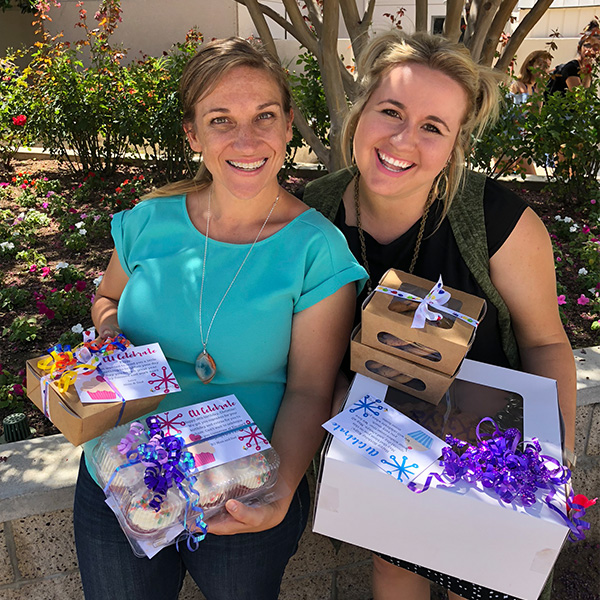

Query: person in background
[508,50,553,174]
[303,30,576,600]
[74,37,366,600]
[510,49,553,98]
[547,20,600,94]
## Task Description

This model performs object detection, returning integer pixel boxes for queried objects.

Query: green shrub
[529,73,600,200]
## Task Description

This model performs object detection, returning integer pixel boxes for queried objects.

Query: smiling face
[353,63,468,205]
[185,66,293,201]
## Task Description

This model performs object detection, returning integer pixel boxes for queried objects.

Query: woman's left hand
[202,495,292,536]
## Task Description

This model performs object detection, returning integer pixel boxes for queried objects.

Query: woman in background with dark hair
[547,21,600,94]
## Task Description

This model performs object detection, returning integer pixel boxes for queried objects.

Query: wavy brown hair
[145,37,292,199]
[518,50,552,85]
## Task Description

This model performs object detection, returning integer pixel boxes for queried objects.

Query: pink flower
[42,202,48,209]
[577,295,590,305]
[582,225,591,234]
[41,266,51,278]
[12,384,24,396]
[557,295,567,305]
[12,114,26,126]
[556,257,562,262]
[29,264,38,273]
[591,199,597,205]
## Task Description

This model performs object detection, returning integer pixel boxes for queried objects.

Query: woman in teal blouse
[75,37,366,600]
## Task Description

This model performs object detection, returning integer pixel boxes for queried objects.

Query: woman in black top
[304,31,576,600]
[547,20,599,94]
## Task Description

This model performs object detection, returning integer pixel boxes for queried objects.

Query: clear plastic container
[91,422,280,557]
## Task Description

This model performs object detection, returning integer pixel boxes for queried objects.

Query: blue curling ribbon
[104,417,256,550]
[407,418,594,541]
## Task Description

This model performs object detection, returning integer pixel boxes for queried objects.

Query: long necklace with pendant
[194,187,280,383]
[354,172,433,294]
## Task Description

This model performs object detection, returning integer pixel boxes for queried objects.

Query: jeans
[73,455,309,600]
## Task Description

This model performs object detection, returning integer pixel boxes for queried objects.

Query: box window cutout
[364,360,426,391]
[376,331,442,362]
[388,282,463,330]
[384,379,524,446]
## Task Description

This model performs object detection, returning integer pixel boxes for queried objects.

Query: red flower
[12,115,27,127]
[64,284,73,292]
[75,280,86,292]
[571,495,597,509]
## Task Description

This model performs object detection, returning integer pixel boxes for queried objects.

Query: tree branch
[320,0,348,171]
[241,0,278,57]
[494,0,553,72]
[234,0,318,55]
[304,0,323,39]
[480,0,518,66]
[444,0,464,43]
[415,0,428,32]
[290,97,331,169]
[468,0,502,61]
[281,0,319,52]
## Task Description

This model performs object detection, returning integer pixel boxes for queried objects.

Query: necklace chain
[353,173,433,294]
[199,187,280,351]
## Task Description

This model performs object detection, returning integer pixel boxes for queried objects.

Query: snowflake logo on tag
[148,366,180,394]
[349,394,384,417]
[154,411,185,436]
[381,454,419,481]
[238,421,267,451]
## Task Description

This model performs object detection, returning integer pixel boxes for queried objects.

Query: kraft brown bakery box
[350,326,457,405]
[361,269,486,376]
[26,358,164,446]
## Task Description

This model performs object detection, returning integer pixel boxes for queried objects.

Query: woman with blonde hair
[304,30,575,600]
[74,37,366,600]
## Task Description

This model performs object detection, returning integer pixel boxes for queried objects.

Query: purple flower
[577,295,590,306]
[557,295,567,305]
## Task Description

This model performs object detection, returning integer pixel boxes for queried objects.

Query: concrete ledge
[0,436,81,522]
[0,347,598,524]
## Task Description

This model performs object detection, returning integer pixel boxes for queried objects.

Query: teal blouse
[87,195,366,458]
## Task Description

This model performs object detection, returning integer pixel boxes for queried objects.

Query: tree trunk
[480,0,518,66]
[320,0,348,172]
[494,0,553,73]
[415,0,428,32]
[444,0,464,43]
[468,0,502,62]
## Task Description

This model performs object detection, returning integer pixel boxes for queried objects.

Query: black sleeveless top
[332,178,527,369]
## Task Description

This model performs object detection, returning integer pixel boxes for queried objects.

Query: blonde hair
[342,30,502,218]
[145,37,292,199]
[518,50,552,85]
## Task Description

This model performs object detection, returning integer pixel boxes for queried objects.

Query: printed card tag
[323,394,448,484]
[151,395,272,474]
[75,343,180,403]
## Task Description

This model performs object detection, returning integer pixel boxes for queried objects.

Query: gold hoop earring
[433,166,449,201]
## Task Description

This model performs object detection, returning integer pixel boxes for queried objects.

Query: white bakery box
[313,361,570,600]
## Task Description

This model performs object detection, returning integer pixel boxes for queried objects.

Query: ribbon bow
[375,275,480,330]
[408,418,596,542]
[37,334,131,393]
[116,418,208,547]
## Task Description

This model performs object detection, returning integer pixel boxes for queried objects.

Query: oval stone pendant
[195,350,216,384]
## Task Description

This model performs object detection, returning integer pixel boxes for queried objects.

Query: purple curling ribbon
[408,418,596,541]
[114,417,208,543]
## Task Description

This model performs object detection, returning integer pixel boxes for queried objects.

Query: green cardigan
[303,167,521,370]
